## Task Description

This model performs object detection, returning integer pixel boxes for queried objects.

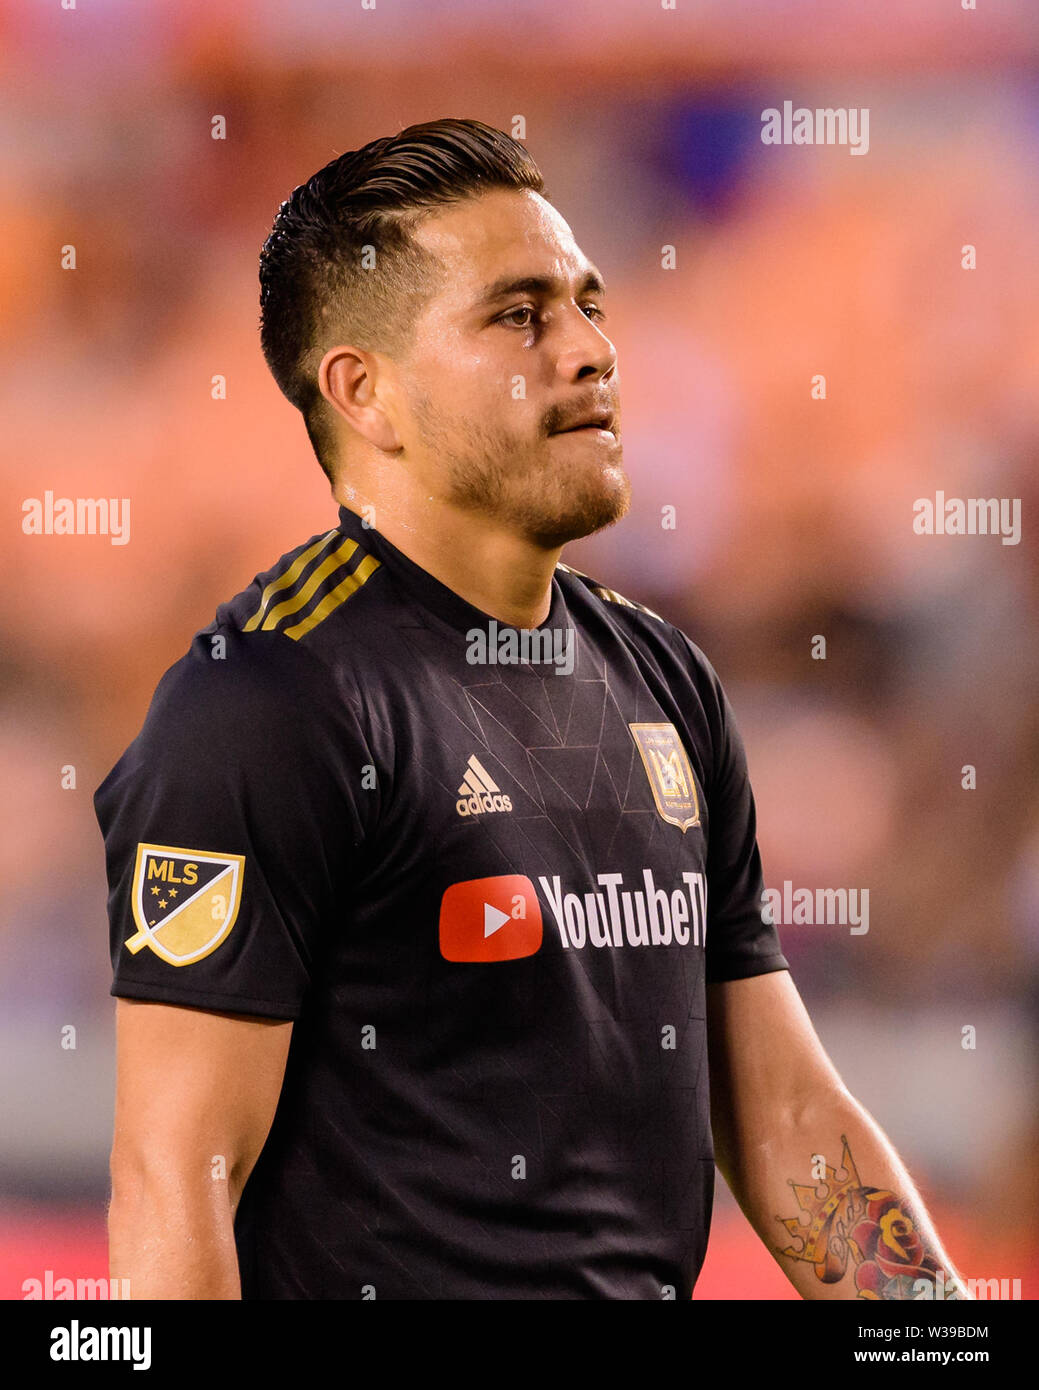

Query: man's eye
[582,303,606,322]
[500,306,537,328]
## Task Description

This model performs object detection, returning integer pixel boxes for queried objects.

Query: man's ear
[318,345,401,453]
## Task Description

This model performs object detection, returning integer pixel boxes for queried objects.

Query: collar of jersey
[336,504,570,637]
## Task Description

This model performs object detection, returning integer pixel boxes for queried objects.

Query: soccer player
[97,118,966,1300]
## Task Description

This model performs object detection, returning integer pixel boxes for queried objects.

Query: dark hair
[258,118,546,483]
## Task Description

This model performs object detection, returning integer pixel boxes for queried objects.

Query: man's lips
[550,407,617,435]
[550,419,617,436]
[551,424,617,437]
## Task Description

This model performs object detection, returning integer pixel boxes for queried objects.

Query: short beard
[410,392,631,548]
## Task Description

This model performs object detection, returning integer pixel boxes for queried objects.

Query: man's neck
[336,488,559,630]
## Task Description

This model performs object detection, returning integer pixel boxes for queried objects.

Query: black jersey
[94,503,788,1300]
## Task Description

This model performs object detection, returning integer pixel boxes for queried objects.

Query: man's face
[390,188,629,548]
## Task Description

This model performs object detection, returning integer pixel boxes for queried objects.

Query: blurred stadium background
[1,0,1037,1299]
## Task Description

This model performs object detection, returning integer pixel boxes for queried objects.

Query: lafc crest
[629,723,701,832]
[126,843,245,966]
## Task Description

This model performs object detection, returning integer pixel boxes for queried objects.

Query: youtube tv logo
[439,875,543,962]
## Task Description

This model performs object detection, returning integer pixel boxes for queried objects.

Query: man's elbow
[711,1079,857,1190]
[773,1075,858,1133]
[109,1135,241,1216]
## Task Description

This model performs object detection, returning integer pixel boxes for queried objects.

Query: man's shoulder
[555,560,667,625]
[92,523,376,811]
[132,520,385,744]
[557,560,713,668]
[211,522,385,649]
[555,559,730,719]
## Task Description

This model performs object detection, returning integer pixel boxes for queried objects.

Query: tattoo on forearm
[776,1135,964,1300]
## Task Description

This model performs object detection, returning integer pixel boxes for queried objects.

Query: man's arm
[706,970,969,1300]
[108,998,293,1299]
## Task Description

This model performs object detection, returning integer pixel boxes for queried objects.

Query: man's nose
[554,307,617,383]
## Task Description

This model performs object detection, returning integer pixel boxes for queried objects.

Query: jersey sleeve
[673,631,789,984]
[93,626,375,1020]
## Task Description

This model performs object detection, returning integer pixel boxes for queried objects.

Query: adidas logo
[455,755,513,818]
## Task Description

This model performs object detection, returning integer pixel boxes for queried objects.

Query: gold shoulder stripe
[243,528,340,632]
[283,552,381,640]
[556,562,662,621]
[259,537,359,631]
[595,585,663,621]
[595,584,633,607]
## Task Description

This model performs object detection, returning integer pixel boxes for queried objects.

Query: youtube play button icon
[483,902,511,937]
[439,875,543,962]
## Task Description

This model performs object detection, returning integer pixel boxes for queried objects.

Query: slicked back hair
[258,118,547,483]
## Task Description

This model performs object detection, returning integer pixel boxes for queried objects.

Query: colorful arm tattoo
[776,1135,965,1299]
